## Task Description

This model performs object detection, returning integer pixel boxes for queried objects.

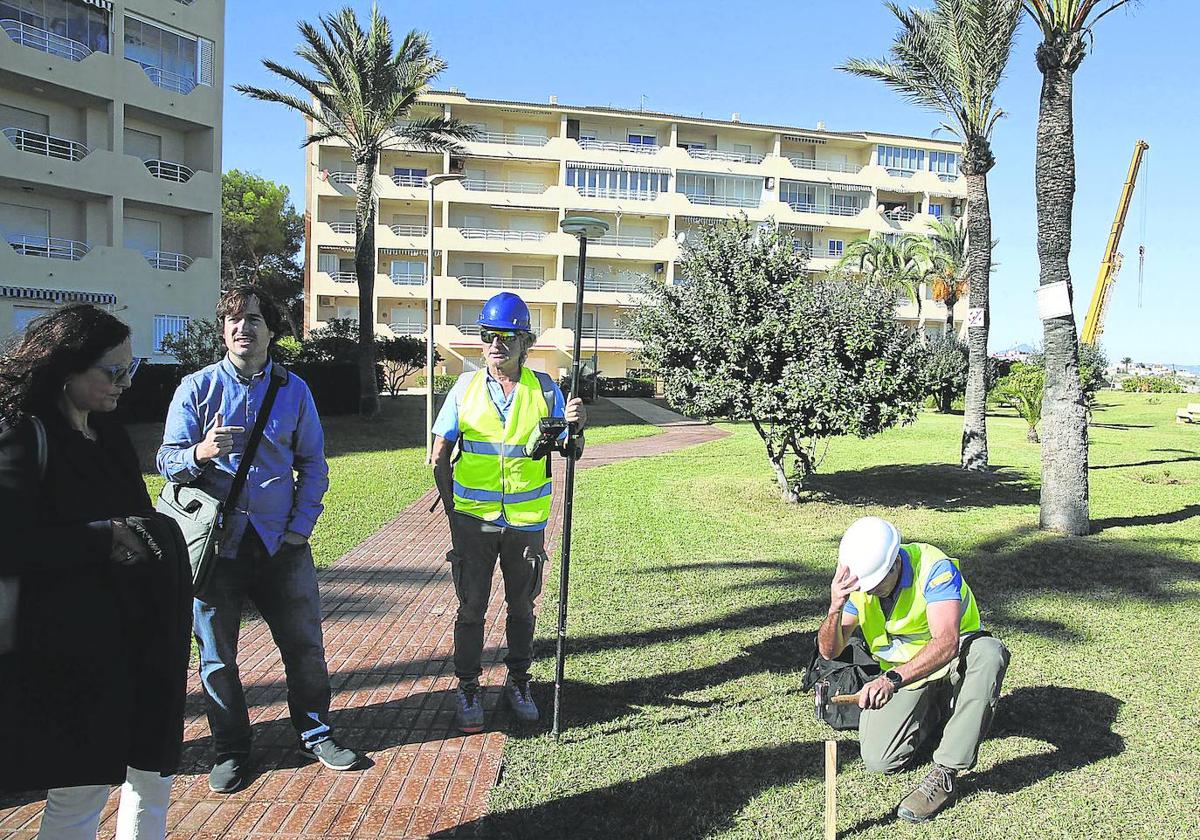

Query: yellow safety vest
[849,543,981,687]
[452,367,553,526]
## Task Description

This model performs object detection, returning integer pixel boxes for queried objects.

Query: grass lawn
[481,392,1200,839]
[129,394,658,569]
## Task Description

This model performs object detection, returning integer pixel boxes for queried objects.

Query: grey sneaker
[300,737,363,771]
[897,764,957,823]
[208,753,250,794]
[504,676,539,723]
[456,683,484,733]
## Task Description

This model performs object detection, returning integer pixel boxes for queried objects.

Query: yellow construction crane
[1080,139,1149,345]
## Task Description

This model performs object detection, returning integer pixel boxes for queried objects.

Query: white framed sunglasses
[91,357,144,383]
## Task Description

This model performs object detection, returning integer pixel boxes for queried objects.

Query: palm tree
[1120,355,1132,372]
[236,6,474,416]
[841,0,1021,471]
[926,215,969,336]
[838,234,934,329]
[1023,0,1138,533]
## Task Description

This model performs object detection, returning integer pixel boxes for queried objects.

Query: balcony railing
[327,222,355,234]
[458,324,482,335]
[786,156,864,174]
[474,131,550,147]
[1,19,92,62]
[134,62,197,95]
[577,186,658,202]
[795,243,842,260]
[459,228,549,241]
[389,272,426,285]
[389,322,425,335]
[8,234,89,261]
[683,193,760,208]
[786,201,862,217]
[595,233,658,247]
[462,179,549,194]
[328,271,357,282]
[2,127,89,162]
[884,168,918,178]
[389,224,427,237]
[390,173,426,188]
[936,172,960,182]
[144,250,193,271]
[686,147,765,164]
[582,277,644,293]
[884,208,916,222]
[143,159,195,182]
[579,138,659,154]
[328,170,358,185]
[580,327,632,340]
[458,275,545,290]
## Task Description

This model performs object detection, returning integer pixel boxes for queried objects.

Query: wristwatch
[883,669,904,689]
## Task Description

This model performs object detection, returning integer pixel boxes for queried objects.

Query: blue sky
[224,0,1195,366]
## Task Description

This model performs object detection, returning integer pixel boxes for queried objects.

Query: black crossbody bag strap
[219,365,286,524]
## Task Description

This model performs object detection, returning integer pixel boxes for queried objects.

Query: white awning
[78,0,113,12]
[778,223,824,233]
[829,182,872,193]
[783,133,827,145]
[0,286,116,305]
[566,161,671,175]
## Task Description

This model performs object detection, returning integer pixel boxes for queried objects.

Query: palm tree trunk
[1035,44,1089,535]
[960,171,992,470]
[354,158,380,417]
[945,292,955,337]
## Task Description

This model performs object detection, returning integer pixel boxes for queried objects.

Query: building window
[780,180,816,210]
[0,0,111,53]
[828,239,844,257]
[929,203,944,218]
[877,144,924,174]
[390,259,424,279]
[154,314,189,352]
[678,140,707,151]
[393,167,427,179]
[124,14,213,92]
[566,166,669,197]
[929,151,959,177]
[627,133,656,146]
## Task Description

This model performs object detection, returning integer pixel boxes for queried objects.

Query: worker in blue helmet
[430,292,586,733]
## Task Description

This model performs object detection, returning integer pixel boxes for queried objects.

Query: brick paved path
[0,420,726,839]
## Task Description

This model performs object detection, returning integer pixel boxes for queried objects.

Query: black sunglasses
[480,329,524,345]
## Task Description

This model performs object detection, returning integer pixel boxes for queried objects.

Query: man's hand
[565,397,587,430]
[859,675,897,710]
[282,531,308,547]
[830,563,859,613]
[195,412,244,464]
[110,518,151,566]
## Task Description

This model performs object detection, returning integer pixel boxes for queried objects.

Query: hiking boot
[300,737,363,771]
[208,754,250,794]
[504,675,539,723]
[456,683,485,733]
[897,764,957,823]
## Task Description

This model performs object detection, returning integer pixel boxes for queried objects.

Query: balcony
[577,186,658,202]
[143,159,195,183]
[686,148,765,164]
[391,173,426,188]
[1,19,92,62]
[786,156,864,174]
[2,127,89,162]
[390,224,427,237]
[595,233,658,247]
[474,131,550,147]
[458,324,482,335]
[459,228,548,242]
[579,139,659,154]
[328,271,356,283]
[8,234,89,261]
[582,277,644,293]
[884,207,916,222]
[132,62,197,95]
[327,170,357,185]
[580,327,632,340]
[458,275,544,290]
[389,322,425,336]
[462,179,549,195]
[786,201,861,217]
[328,221,355,234]
[683,193,760,208]
[144,251,193,271]
[389,272,426,286]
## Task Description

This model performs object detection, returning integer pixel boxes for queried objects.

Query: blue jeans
[193,527,332,757]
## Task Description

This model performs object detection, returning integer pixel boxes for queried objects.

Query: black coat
[0,411,192,791]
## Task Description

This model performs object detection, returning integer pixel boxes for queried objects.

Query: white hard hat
[839,516,901,592]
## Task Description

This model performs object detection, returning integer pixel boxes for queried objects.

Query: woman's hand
[110,518,151,566]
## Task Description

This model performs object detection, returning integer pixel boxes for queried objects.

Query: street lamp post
[553,215,609,738]
[425,172,464,462]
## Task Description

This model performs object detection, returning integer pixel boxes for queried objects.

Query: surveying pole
[552,215,608,739]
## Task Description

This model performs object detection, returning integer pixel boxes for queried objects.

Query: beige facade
[303,90,967,379]
[0,0,223,359]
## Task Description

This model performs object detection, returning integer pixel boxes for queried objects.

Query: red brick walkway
[0,419,726,839]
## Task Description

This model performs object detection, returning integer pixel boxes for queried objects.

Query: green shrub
[1122,375,1184,393]
[415,373,458,393]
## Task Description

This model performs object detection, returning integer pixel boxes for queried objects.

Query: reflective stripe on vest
[452,367,553,526]
[849,543,981,687]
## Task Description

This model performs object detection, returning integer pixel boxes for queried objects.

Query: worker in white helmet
[816,516,1010,823]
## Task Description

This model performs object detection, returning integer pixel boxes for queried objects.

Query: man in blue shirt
[157,286,361,794]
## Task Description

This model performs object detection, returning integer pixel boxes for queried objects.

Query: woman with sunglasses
[0,304,192,839]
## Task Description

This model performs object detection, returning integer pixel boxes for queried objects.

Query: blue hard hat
[478,292,532,331]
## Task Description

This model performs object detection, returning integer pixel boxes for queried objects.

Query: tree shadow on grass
[803,463,1038,511]
[1090,504,1200,532]
[442,741,822,840]
[1091,454,1199,470]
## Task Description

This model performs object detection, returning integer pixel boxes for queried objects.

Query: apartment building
[304,90,967,380]
[0,0,223,358]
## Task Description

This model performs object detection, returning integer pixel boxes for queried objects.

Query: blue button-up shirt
[156,358,329,558]
[433,369,565,531]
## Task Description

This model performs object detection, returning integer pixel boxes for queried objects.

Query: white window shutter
[198,38,215,87]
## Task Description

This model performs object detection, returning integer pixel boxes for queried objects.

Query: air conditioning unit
[318,296,333,307]
[653,262,665,274]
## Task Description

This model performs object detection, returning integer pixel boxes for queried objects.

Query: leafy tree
[1077,342,1109,410]
[378,335,439,397]
[842,0,1021,472]
[921,335,969,413]
[237,6,474,416]
[630,218,924,503]
[221,170,304,336]
[1024,0,1139,534]
[296,318,359,364]
[1120,355,1132,371]
[994,362,1045,442]
[159,318,224,374]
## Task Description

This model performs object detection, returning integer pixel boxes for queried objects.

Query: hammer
[814,683,861,840]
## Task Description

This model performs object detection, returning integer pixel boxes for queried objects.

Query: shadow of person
[439,741,823,840]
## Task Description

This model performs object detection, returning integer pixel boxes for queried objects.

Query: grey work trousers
[859,634,1010,773]
[447,512,548,686]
